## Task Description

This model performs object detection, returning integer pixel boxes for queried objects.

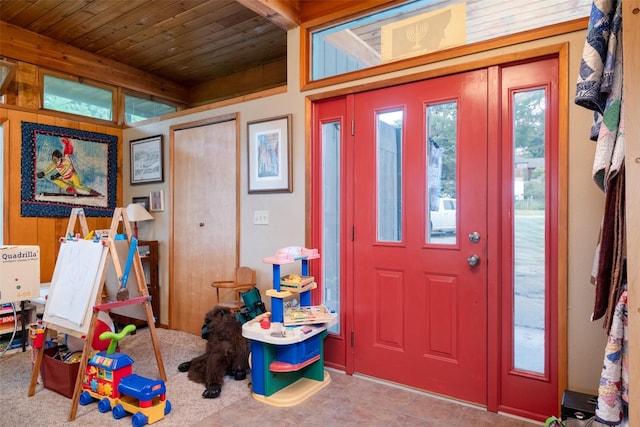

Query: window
[124,92,178,123]
[0,59,17,96]
[310,0,589,82]
[321,120,341,334]
[426,101,457,244]
[43,74,114,121]
[376,110,403,242]
[512,88,547,374]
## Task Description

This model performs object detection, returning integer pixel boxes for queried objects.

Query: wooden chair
[211,266,256,312]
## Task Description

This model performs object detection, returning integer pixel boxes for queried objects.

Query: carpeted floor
[0,328,251,426]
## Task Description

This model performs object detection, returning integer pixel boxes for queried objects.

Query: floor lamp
[126,203,154,239]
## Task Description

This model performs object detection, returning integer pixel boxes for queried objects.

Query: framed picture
[132,196,149,211]
[130,135,164,185]
[21,121,118,217]
[247,114,292,193]
[149,190,165,212]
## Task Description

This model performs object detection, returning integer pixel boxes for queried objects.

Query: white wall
[123,27,607,394]
[123,29,308,329]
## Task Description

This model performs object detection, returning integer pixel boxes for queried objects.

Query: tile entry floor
[194,369,543,427]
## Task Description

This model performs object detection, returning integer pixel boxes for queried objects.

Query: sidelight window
[321,120,341,334]
[512,88,547,374]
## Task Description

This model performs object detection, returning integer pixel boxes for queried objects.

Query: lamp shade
[126,203,154,222]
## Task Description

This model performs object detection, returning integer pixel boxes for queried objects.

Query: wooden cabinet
[111,240,160,328]
[139,240,160,327]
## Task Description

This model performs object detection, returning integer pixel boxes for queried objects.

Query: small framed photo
[132,196,149,211]
[149,190,165,212]
[247,114,292,193]
[137,243,151,257]
[130,135,164,185]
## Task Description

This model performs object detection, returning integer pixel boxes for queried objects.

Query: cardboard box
[0,245,40,304]
[40,346,80,398]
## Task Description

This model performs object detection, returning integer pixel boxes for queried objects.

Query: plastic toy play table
[243,320,334,406]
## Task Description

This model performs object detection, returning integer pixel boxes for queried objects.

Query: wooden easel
[28,207,166,421]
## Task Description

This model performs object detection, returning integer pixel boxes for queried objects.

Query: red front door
[352,70,488,404]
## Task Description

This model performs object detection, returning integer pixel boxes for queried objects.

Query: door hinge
[351,330,354,347]
[351,120,355,136]
[351,225,355,241]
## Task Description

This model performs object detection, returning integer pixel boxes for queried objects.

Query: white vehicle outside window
[431,198,456,234]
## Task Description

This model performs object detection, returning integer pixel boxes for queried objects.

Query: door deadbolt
[468,231,481,243]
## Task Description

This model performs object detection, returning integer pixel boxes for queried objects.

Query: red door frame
[309,96,355,372]
[495,57,560,420]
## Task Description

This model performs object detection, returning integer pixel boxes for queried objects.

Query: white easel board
[43,239,108,337]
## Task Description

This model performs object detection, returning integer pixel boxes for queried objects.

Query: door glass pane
[377,111,403,242]
[426,102,457,244]
[322,121,341,334]
[512,88,546,374]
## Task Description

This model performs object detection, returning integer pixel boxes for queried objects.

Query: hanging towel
[591,168,625,329]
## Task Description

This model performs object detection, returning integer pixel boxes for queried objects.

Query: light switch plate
[253,210,269,225]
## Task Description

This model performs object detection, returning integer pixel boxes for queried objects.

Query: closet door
[170,118,238,335]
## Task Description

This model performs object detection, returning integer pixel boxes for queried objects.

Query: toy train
[78,325,171,427]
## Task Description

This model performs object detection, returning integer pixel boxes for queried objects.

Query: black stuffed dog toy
[177,306,250,398]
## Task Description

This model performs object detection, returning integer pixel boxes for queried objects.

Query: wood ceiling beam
[0,21,189,103]
[235,1,407,31]
[324,29,380,66]
[298,0,405,27]
[235,0,300,30]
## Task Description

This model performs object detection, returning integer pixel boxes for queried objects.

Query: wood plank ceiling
[0,0,402,105]
[0,0,289,92]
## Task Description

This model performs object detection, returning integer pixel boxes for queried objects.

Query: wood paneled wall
[1,107,122,283]
[0,21,188,104]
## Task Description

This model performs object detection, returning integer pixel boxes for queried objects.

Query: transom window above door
[309,0,589,82]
